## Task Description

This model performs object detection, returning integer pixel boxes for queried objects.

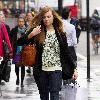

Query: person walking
[62,8,77,83]
[17,6,78,100]
[10,16,26,87]
[0,12,12,83]
[90,9,100,54]
[25,11,35,74]
[66,6,81,43]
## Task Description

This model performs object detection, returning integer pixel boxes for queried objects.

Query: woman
[0,12,12,83]
[25,11,35,74]
[17,6,78,100]
[25,11,34,28]
[0,12,12,59]
[10,16,26,87]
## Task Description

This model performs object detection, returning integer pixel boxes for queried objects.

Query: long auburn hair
[29,6,64,44]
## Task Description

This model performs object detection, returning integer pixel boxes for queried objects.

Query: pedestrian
[17,6,78,100]
[62,8,77,83]
[0,12,12,83]
[10,16,26,87]
[66,6,81,43]
[90,9,100,52]
[25,11,34,28]
[0,11,11,38]
[1,11,12,80]
[25,11,36,74]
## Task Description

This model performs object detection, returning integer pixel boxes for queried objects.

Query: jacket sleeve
[17,28,33,46]
[71,25,77,47]
[60,33,77,69]
[2,23,12,52]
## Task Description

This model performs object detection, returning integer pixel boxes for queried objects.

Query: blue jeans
[37,70,62,100]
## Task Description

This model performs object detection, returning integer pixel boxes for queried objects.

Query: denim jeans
[40,91,59,100]
[37,70,62,100]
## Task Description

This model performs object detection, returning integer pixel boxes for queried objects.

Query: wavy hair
[29,6,63,44]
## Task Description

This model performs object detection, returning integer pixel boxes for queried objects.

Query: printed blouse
[42,30,62,71]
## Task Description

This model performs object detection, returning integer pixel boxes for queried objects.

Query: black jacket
[17,29,76,79]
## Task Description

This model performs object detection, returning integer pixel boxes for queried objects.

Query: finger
[36,25,41,29]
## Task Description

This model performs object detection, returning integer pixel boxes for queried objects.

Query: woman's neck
[46,25,54,31]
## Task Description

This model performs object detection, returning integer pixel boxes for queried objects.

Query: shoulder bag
[21,44,37,66]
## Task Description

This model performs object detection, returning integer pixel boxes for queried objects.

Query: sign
[38,0,58,8]
[63,0,75,7]
[35,0,75,10]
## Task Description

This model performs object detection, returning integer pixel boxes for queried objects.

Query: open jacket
[0,22,12,57]
[17,28,77,79]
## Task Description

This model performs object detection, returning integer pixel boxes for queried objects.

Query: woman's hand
[72,69,78,80]
[0,56,1,60]
[28,25,41,39]
[9,52,13,59]
[7,50,13,59]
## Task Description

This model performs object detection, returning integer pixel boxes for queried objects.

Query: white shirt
[42,30,62,71]
[63,19,77,47]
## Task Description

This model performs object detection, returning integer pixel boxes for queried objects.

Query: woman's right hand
[28,25,41,39]
[8,50,13,59]
[0,56,1,60]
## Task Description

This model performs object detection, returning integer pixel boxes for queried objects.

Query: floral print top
[42,30,62,71]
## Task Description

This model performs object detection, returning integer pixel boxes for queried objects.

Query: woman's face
[26,13,33,22]
[18,18,25,27]
[43,10,54,27]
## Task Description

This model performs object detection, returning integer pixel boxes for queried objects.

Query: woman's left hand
[72,69,78,80]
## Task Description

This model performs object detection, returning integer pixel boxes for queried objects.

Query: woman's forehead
[43,10,53,16]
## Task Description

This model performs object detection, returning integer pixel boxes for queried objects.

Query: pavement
[0,63,88,100]
[0,59,100,100]
[0,65,40,100]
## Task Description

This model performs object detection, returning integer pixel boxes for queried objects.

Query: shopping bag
[0,58,11,82]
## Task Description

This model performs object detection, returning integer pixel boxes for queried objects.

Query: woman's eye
[43,16,51,19]
[47,16,51,18]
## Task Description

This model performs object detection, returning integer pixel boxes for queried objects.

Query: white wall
[90,0,100,16]
[81,0,100,17]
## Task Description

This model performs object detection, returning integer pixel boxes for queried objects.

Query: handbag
[21,44,37,66]
[0,58,11,82]
[12,54,21,65]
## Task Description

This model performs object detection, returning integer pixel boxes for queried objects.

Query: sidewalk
[0,64,40,100]
[0,60,99,100]
[77,59,100,100]
[0,62,88,100]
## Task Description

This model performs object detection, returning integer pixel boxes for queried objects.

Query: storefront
[1,0,35,16]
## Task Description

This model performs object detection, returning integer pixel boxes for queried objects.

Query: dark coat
[10,26,18,57]
[5,24,10,36]
[17,29,77,80]
[10,26,28,58]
